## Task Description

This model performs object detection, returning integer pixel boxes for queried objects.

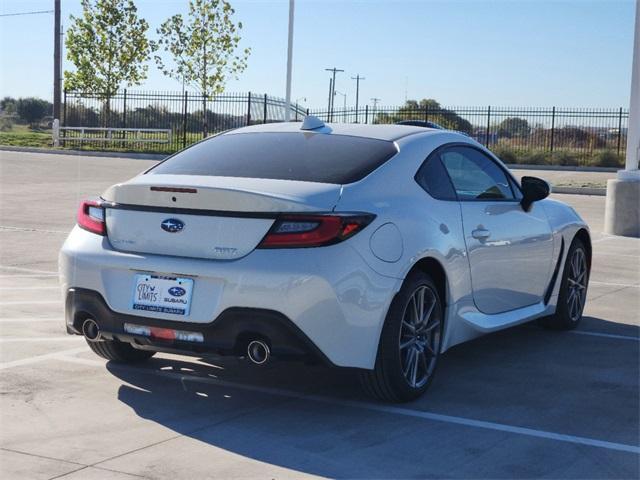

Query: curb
[508,164,618,173]
[0,145,167,161]
[552,186,606,196]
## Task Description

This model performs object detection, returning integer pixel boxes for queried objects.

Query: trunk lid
[103,174,342,260]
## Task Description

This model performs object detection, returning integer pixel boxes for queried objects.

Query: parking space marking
[0,300,60,306]
[0,317,61,323]
[0,225,68,234]
[570,330,640,342]
[0,286,60,291]
[0,337,82,343]
[53,354,640,455]
[0,265,57,275]
[0,274,58,278]
[590,280,639,288]
[0,346,88,370]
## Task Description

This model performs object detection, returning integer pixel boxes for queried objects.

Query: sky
[0,0,635,109]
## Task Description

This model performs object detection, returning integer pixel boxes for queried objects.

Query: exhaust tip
[82,318,101,342]
[247,340,270,365]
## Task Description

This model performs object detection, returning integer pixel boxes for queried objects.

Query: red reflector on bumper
[150,327,176,340]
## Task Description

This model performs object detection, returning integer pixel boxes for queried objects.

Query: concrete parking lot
[1,151,639,479]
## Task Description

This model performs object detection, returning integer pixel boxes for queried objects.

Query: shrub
[550,150,580,166]
[521,151,551,165]
[0,115,13,132]
[590,150,623,168]
[491,146,518,164]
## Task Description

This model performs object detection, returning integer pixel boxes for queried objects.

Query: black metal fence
[309,105,628,167]
[60,90,628,166]
[62,90,308,152]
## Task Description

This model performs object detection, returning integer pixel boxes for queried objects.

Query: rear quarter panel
[335,132,474,307]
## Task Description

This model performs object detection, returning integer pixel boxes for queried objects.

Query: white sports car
[59,118,591,401]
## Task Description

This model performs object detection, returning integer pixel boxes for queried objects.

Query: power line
[0,10,54,18]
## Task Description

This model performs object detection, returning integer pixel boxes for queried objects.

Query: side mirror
[520,176,550,211]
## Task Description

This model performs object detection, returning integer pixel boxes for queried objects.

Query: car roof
[224,121,442,142]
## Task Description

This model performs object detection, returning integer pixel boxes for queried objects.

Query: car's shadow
[106,317,640,478]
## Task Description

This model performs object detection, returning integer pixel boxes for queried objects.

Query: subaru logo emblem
[168,286,186,297]
[161,218,185,233]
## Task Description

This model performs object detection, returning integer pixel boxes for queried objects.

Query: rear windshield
[149,132,398,184]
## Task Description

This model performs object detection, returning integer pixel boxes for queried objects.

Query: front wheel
[360,271,444,402]
[539,238,589,330]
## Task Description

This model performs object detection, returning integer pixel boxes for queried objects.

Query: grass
[0,124,52,148]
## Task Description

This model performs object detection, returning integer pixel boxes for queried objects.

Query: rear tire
[360,271,444,402]
[539,238,589,330]
[86,338,155,363]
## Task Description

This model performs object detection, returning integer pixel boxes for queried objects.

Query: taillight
[258,213,375,248]
[77,199,106,235]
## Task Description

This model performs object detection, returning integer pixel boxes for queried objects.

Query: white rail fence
[52,120,171,147]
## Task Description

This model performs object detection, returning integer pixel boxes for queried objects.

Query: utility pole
[325,67,344,122]
[351,74,365,123]
[327,77,333,121]
[284,0,295,121]
[53,0,61,121]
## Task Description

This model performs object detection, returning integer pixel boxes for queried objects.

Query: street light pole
[53,0,61,121]
[351,74,365,123]
[284,0,295,122]
[624,0,640,174]
[604,0,640,237]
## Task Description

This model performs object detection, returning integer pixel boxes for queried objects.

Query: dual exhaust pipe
[82,317,271,365]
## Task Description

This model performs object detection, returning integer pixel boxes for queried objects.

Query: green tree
[16,98,52,127]
[0,97,17,116]
[64,0,153,125]
[154,0,250,137]
[377,99,473,133]
[497,117,530,138]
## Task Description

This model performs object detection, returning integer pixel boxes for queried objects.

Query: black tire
[360,271,444,402]
[86,338,155,363]
[539,238,589,330]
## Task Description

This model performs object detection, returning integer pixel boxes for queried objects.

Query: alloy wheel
[567,248,588,322]
[399,285,442,389]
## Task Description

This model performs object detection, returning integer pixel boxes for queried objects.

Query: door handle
[472,228,491,240]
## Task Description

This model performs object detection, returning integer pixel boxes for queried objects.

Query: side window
[439,146,515,201]
[415,155,457,200]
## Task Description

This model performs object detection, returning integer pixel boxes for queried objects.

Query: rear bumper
[59,226,401,369]
[66,288,333,364]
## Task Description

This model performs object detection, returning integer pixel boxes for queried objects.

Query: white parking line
[0,225,68,234]
[570,330,640,342]
[0,337,81,343]
[0,265,57,275]
[590,280,639,288]
[0,346,88,370]
[0,300,60,306]
[0,317,61,323]
[0,286,60,291]
[0,274,58,278]
[53,354,640,455]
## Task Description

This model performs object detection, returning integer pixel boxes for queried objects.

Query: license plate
[131,274,194,316]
